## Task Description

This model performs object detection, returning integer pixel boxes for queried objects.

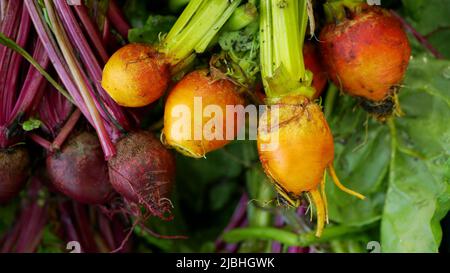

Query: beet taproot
[108,131,175,218]
[46,131,114,204]
[0,147,30,203]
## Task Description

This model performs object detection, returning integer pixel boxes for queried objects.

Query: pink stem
[25,0,92,123]
[107,0,130,39]
[271,213,284,253]
[29,133,52,150]
[55,0,129,133]
[72,203,99,253]
[215,193,248,251]
[58,201,81,250]
[0,0,21,124]
[102,17,111,47]
[51,109,81,151]
[98,211,116,251]
[73,4,109,64]
[391,11,445,60]
[3,5,31,120]
[8,41,49,124]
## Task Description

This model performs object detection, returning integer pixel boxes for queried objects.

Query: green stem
[223,225,368,247]
[0,33,73,104]
[223,3,258,31]
[168,0,190,13]
[162,0,241,65]
[323,0,364,22]
[324,84,338,119]
[260,0,314,99]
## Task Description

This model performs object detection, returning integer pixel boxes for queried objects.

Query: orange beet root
[163,70,245,158]
[102,44,170,107]
[319,6,411,102]
[257,95,365,236]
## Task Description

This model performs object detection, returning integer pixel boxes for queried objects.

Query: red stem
[107,0,131,39]
[391,11,445,60]
[215,193,248,251]
[3,5,31,120]
[51,109,81,151]
[25,0,92,123]
[102,17,111,47]
[29,133,52,150]
[26,0,115,159]
[0,0,21,124]
[15,202,48,253]
[97,211,116,251]
[8,41,49,124]
[58,201,81,250]
[55,0,129,134]
[73,4,109,64]
[72,203,99,253]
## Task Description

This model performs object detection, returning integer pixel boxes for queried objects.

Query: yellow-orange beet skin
[163,70,245,158]
[101,44,170,107]
[319,7,411,102]
[257,96,334,195]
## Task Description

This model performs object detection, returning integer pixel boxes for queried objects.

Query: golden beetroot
[319,6,411,104]
[101,0,242,108]
[163,70,245,158]
[101,44,170,107]
[257,95,365,236]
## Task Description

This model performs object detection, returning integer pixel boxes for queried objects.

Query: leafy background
[0,0,448,253]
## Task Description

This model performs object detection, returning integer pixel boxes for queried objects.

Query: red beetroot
[319,6,411,103]
[46,131,114,204]
[108,131,176,218]
[0,147,30,203]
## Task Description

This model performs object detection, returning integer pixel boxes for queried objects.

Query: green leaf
[401,0,450,58]
[325,56,450,252]
[212,17,261,88]
[401,0,450,34]
[326,96,390,227]
[381,56,450,253]
[22,118,42,132]
[128,15,176,44]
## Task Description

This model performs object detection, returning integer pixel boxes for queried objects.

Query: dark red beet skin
[0,147,30,203]
[47,131,114,204]
[108,131,175,217]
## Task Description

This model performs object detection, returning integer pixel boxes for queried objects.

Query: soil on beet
[0,147,30,203]
[46,131,114,204]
